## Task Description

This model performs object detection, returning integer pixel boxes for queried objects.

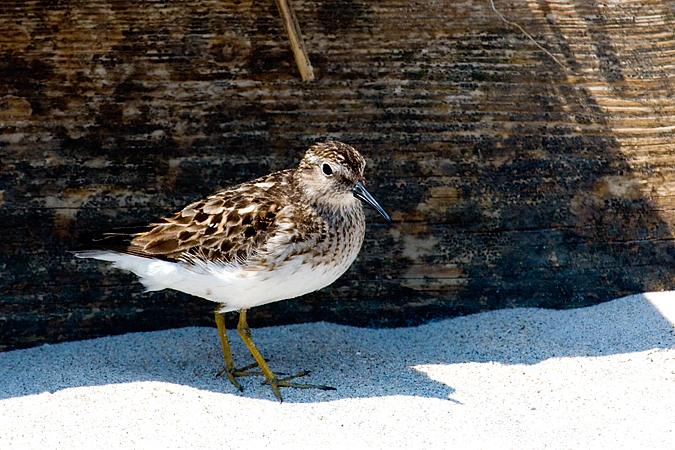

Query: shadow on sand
[1,292,673,403]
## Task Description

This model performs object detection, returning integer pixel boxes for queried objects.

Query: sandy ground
[1,292,674,449]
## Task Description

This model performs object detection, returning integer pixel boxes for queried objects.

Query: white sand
[2,292,674,449]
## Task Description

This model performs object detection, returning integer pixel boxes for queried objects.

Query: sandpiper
[75,141,391,401]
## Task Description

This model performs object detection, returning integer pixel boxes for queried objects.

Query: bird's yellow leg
[214,310,260,391]
[236,308,335,402]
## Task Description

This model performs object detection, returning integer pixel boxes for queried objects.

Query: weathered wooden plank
[2,0,675,350]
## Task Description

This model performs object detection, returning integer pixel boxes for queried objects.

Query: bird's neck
[313,200,365,228]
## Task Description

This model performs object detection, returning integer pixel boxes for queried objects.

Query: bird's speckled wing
[80,169,326,267]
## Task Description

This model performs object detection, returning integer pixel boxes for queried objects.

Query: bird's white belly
[83,251,355,313]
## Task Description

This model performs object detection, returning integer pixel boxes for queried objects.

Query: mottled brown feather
[127,169,326,266]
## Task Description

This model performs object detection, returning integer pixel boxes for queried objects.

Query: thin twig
[489,0,567,70]
[275,0,315,81]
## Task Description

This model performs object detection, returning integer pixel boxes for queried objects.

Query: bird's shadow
[1,293,674,403]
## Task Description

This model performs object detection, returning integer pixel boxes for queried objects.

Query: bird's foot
[216,361,263,391]
[264,370,336,402]
[233,309,335,402]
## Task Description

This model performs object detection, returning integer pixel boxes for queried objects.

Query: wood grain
[2,0,675,350]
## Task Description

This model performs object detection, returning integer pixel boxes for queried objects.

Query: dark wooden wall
[2,0,675,350]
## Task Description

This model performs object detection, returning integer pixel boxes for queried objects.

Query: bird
[74,141,391,401]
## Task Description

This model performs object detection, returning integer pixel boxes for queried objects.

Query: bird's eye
[322,163,333,176]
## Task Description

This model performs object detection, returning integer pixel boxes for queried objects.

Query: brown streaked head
[295,141,390,221]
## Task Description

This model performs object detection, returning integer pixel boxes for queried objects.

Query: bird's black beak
[352,181,391,222]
